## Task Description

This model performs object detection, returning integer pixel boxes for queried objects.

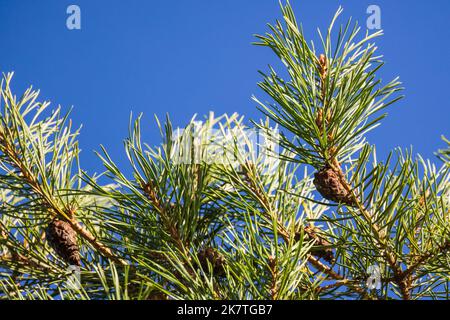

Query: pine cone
[313,167,356,207]
[45,219,81,266]
[295,226,335,264]
[197,247,226,276]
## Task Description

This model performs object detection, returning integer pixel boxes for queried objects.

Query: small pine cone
[295,226,335,264]
[45,219,81,266]
[313,167,356,207]
[304,226,335,264]
[315,108,324,130]
[197,247,226,276]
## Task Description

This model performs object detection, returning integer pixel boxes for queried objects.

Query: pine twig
[0,131,126,266]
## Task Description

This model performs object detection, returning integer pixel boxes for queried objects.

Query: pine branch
[0,74,125,266]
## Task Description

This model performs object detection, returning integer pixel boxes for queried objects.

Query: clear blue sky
[0,0,449,174]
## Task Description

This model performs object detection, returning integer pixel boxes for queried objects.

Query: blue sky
[0,0,449,174]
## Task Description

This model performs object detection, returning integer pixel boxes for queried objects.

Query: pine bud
[315,108,324,131]
[318,54,328,78]
[319,54,327,67]
[197,247,226,276]
[313,167,356,207]
[45,219,81,266]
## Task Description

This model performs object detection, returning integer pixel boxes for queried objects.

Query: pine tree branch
[403,239,450,281]
[139,177,206,291]
[330,162,411,299]
[240,161,366,296]
[0,250,52,274]
[0,129,126,266]
[312,53,411,299]
[140,180,188,256]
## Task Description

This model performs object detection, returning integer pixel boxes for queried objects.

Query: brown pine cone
[45,219,81,266]
[313,167,356,207]
[197,247,226,276]
[295,226,335,264]
[304,226,335,264]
